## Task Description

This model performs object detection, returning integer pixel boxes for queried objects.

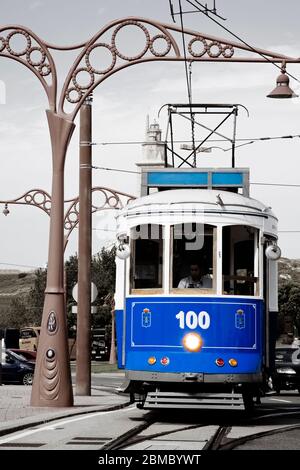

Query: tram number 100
[176,310,211,330]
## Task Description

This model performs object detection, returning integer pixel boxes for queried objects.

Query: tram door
[222,225,258,296]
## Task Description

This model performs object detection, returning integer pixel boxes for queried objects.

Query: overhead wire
[0,262,43,269]
[178,0,197,166]
[91,165,300,188]
[89,134,300,146]
[185,0,300,84]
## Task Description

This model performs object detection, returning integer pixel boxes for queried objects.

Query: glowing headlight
[182,333,203,352]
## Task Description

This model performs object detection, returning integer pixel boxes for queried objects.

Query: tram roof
[116,189,277,237]
[124,189,275,216]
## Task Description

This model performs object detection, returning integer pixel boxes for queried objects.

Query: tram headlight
[148,356,156,365]
[182,333,203,352]
[229,358,238,367]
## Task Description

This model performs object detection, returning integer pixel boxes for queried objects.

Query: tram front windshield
[129,223,259,296]
[172,223,215,292]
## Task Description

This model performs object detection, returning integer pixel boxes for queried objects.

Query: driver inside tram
[177,263,212,289]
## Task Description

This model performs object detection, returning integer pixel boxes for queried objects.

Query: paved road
[0,393,300,450]
[91,372,125,391]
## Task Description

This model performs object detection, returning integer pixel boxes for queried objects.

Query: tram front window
[130,224,163,293]
[172,224,216,293]
[222,225,259,296]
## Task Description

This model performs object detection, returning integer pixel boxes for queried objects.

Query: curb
[0,399,131,438]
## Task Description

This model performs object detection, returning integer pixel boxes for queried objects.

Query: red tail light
[215,358,225,367]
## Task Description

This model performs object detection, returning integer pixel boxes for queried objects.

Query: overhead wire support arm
[164,103,242,168]
[191,0,227,20]
[169,0,176,22]
[170,0,227,21]
[178,109,235,167]
[178,0,197,166]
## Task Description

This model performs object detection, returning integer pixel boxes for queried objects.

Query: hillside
[0,271,36,295]
[0,270,36,319]
[278,258,300,285]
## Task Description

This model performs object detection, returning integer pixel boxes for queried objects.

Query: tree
[63,247,116,332]
[0,296,27,329]
[65,254,79,334]
[0,247,116,333]
[278,282,300,338]
[91,247,116,329]
[26,268,47,325]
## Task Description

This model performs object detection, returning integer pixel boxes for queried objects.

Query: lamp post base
[30,292,73,407]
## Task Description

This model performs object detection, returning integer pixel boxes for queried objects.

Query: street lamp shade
[267,69,298,99]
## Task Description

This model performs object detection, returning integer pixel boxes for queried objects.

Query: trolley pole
[76,94,93,396]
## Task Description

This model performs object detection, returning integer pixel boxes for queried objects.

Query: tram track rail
[219,422,300,450]
[102,404,300,451]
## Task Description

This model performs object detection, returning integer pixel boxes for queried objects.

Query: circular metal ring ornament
[44,200,51,211]
[222,45,234,58]
[149,34,171,57]
[106,195,119,208]
[72,67,95,91]
[64,220,72,230]
[188,37,208,57]
[65,86,83,104]
[38,63,51,76]
[33,191,46,205]
[26,46,46,67]
[24,194,33,203]
[6,30,31,57]
[111,21,150,61]
[85,43,117,75]
[207,41,222,58]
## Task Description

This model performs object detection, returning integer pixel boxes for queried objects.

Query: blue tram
[114,136,280,410]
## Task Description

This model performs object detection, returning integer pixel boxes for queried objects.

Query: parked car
[91,328,109,361]
[19,327,40,351]
[0,350,35,385]
[8,349,36,363]
[272,347,300,394]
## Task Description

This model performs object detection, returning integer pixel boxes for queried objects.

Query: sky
[1,0,300,270]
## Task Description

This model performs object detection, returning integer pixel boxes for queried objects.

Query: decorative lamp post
[1,18,299,406]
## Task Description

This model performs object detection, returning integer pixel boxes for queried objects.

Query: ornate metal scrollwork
[1,187,135,251]
[0,19,295,121]
[60,19,181,116]
[63,186,135,241]
[0,26,57,111]
[0,189,52,215]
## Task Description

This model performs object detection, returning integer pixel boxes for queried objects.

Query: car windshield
[275,348,300,363]
[6,350,29,362]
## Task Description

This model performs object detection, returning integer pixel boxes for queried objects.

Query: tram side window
[130,224,163,292]
[172,223,215,292]
[222,225,258,296]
